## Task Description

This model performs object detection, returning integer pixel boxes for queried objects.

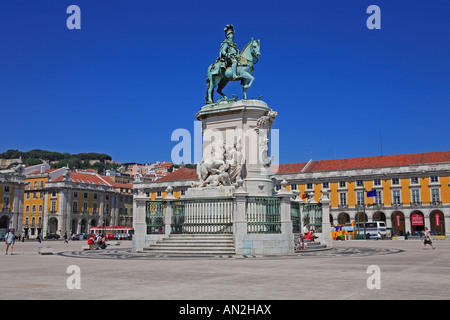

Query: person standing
[423,227,435,250]
[5,228,15,255]
[64,232,68,244]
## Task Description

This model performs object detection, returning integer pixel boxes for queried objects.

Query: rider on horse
[212,24,240,80]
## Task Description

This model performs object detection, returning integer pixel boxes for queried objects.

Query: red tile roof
[304,151,450,172]
[53,172,113,186]
[157,168,197,182]
[271,163,308,174]
[100,176,133,189]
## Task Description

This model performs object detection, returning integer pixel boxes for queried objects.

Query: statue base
[192,99,277,197]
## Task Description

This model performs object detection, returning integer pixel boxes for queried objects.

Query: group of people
[296,224,318,251]
[87,233,107,250]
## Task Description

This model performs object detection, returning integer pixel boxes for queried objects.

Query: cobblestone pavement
[1,239,448,300]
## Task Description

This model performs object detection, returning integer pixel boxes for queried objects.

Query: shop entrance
[410,212,425,235]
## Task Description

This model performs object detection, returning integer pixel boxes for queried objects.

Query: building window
[3,197,10,208]
[84,193,88,199]
[410,177,419,184]
[4,186,10,193]
[322,182,329,189]
[26,205,30,213]
[25,217,29,225]
[375,190,383,205]
[93,203,98,214]
[392,178,399,185]
[411,189,420,204]
[72,202,78,213]
[306,183,313,190]
[430,176,439,183]
[392,190,401,204]
[32,205,36,213]
[83,202,88,213]
[40,181,44,188]
[34,181,37,189]
[339,192,347,206]
[156,191,162,197]
[73,192,78,199]
[373,179,381,186]
[290,184,298,190]
[356,191,364,205]
[39,204,43,212]
[339,181,346,188]
[356,180,364,187]
[51,201,56,213]
[431,188,440,203]
[181,190,186,196]
[26,193,30,200]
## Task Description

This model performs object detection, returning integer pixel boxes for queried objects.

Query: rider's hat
[224,24,235,36]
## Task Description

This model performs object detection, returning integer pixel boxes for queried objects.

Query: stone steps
[143,234,235,255]
[294,236,329,252]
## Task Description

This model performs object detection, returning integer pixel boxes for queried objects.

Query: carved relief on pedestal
[193,137,245,189]
[255,110,277,168]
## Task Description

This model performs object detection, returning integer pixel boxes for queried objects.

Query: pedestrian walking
[5,228,15,255]
[64,232,68,244]
[423,227,435,250]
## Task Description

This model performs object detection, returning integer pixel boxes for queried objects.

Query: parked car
[72,233,88,240]
[44,234,60,240]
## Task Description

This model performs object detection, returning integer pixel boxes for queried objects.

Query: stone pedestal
[319,189,333,247]
[132,192,147,252]
[195,99,277,196]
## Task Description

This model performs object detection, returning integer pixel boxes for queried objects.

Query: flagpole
[363,188,367,238]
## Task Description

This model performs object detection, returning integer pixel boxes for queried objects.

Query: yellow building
[24,165,120,238]
[276,151,450,237]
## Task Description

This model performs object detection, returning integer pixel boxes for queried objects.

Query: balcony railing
[410,201,422,208]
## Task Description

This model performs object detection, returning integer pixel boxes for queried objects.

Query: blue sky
[1,0,449,165]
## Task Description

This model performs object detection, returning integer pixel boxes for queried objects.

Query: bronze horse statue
[205,39,261,104]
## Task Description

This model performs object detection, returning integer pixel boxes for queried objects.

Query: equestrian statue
[205,24,261,104]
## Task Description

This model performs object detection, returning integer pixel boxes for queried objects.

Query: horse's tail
[205,65,213,104]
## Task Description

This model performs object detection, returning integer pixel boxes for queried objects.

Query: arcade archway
[337,212,350,225]
[48,217,58,234]
[430,210,445,235]
[391,211,405,236]
[410,211,425,235]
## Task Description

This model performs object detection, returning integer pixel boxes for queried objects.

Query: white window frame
[411,189,420,204]
[392,189,401,205]
[339,192,347,206]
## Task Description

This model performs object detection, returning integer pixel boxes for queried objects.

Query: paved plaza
[1,239,449,300]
